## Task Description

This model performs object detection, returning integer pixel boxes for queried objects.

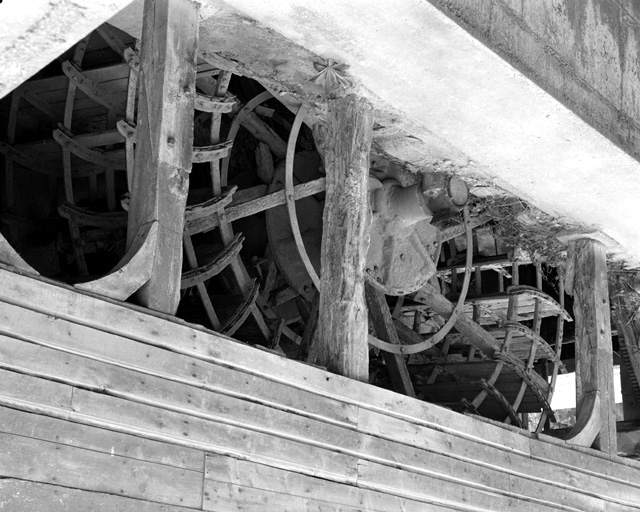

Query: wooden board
[204,454,429,512]
[0,300,358,426]
[0,480,198,512]
[70,389,358,483]
[0,335,362,452]
[0,406,203,471]
[0,431,203,508]
[1,266,640,512]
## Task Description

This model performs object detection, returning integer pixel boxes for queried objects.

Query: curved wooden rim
[367,205,474,355]
[507,285,573,322]
[222,278,261,336]
[180,234,244,289]
[220,90,273,188]
[478,378,524,428]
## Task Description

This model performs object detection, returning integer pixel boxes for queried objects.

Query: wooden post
[127,0,198,314]
[311,95,373,381]
[568,238,617,453]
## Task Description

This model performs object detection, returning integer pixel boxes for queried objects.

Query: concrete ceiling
[0,0,137,99]
[3,0,640,265]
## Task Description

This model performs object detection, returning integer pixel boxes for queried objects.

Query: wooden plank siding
[0,266,639,511]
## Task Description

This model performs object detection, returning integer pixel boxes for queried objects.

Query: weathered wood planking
[0,480,198,512]
[0,406,203,471]
[204,455,429,512]
[0,431,203,508]
[0,336,362,452]
[1,267,640,511]
[0,299,357,426]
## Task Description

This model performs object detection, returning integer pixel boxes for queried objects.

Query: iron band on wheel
[367,204,473,355]
[284,103,322,290]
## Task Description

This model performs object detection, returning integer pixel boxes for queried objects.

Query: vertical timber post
[312,94,373,381]
[127,0,198,314]
[569,238,617,453]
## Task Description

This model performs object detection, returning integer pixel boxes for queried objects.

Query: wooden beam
[127,0,199,314]
[365,284,416,397]
[567,238,617,453]
[311,95,373,381]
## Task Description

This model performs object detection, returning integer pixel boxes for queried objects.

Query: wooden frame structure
[1,0,639,509]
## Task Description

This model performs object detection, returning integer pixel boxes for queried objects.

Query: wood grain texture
[0,406,203,471]
[569,238,617,453]
[0,480,197,512]
[126,0,198,314]
[365,283,416,397]
[0,431,203,508]
[312,94,373,381]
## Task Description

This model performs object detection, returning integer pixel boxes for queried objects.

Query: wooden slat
[204,481,367,512]
[70,389,358,483]
[1,266,640,502]
[357,408,640,509]
[61,60,120,110]
[0,431,203,508]
[184,185,236,225]
[0,480,198,512]
[185,177,326,234]
[24,63,130,95]
[204,454,428,512]
[357,459,524,512]
[53,128,126,169]
[221,278,260,336]
[0,298,358,427]
[0,406,203,471]
[0,335,361,453]
[20,84,61,119]
[180,233,243,288]
[0,141,55,176]
[195,92,235,113]
[192,140,233,163]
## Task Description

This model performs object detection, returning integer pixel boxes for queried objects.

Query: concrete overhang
[111,0,640,266]
[0,0,137,99]
[4,0,640,264]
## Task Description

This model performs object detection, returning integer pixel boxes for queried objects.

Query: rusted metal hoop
[220,90,273,188]
[367,205,474,355]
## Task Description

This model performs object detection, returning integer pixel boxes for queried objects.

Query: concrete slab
[200,0,640,265]
[0,0,137,99]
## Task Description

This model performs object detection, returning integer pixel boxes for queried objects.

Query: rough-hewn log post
[568,238,617,453]
[311,95,373,381]
[127,0,198,314]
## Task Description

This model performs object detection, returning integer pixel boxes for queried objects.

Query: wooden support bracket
[75,220,158,300]
[0,234,39,276]
[564,390,601,447]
